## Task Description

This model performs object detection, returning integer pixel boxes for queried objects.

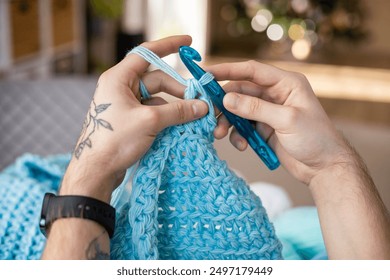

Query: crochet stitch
[0,154,70,259]
[0,48,282,260]
[110,46,283,260]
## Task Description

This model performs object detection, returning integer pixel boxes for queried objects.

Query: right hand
[207,60,351,185]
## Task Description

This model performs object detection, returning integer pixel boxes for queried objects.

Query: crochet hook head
[179,46,201,62]
[179,46,205,80]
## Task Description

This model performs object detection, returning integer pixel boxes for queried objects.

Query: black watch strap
[40,193,116,238]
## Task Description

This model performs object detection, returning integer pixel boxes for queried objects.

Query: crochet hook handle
[179,46,280,170]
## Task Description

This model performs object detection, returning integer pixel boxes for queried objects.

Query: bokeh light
[223,0,367,62]
[243,0,262,9]
[251,9,273,32]
[288,24,305,40]
[257,9,273,23]
[304,19,316,31]
[291,38,311,60]
[267,24,284,41]
[291,0,309,14]
[305,30,318,46]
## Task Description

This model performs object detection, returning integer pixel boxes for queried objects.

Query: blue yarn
[0,153,70,259]
[110,46,283,260]
[0,47,282,260]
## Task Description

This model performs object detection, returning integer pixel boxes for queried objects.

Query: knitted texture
[0,48,282,260]
[110,46,283,260]
[0,154,70,259]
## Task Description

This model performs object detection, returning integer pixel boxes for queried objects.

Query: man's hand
[207,60,390,259]
[42,35,208,259]
[60,35,208,203]
[208,60,350,185]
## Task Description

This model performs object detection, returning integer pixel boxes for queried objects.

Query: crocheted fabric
[110,46,283,260]
[0,154,70,259]
[0,47,282,260]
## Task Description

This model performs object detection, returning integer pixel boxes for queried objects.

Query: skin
[41,35,390,260]
[207,61,390,259]
[41,35,208,259]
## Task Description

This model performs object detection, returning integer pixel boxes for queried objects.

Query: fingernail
[192,101,207,118]
[224,93,239,109]
[237,140,246,151]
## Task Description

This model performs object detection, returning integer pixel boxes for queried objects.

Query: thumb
[155,99,208,130]
[223,92,294,131]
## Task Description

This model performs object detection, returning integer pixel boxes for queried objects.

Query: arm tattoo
[74,99,113,159]
[86,230,110,260]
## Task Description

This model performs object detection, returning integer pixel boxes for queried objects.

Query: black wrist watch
[39,193,116,238]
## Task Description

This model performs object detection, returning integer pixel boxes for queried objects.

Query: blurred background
[0,0,389,210]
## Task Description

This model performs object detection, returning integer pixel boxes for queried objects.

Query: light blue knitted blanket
[0,154,70,259]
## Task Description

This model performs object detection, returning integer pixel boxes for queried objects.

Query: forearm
[41,219,110,259]
[41,160,116,260]
[309,143,390,259]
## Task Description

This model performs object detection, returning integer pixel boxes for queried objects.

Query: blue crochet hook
[179,46,280,170]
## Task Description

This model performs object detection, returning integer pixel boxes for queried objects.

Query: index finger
[117,35,192,76]
[206,60,288,87]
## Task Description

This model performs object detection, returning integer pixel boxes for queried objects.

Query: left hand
[60,35,208,202]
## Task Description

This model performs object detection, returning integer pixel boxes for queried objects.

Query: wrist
[60,158,119,203]
[40,193,116,238]
[309,161,355,192]
[308,143,372,198]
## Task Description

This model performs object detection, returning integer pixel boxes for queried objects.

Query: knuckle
[246,60,258,80]
[98,69,115,85]
[140,41,151,50]
[247,59,258,67]
[174,102,186,121]
[98,71,109,84]
[295,72,309,84]
[248,98,261,115]
[288,71,309,86]
[156,71,166,92]
[141,106,160,124]
[285,107,299,126]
